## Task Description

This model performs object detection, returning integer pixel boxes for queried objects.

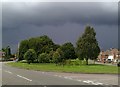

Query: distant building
[0,51,5,61]
[98,48,120,63]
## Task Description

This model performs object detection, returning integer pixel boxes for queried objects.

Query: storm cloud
[2,2,118,53]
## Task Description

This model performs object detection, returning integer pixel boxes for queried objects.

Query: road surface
[1,62,119,86]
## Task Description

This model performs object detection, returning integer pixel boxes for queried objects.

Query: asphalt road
[1,62,119,86]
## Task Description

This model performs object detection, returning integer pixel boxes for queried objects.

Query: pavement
[1,62,119,86]
[95,62,117,66]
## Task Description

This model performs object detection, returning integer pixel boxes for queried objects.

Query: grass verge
[7,62,118,74]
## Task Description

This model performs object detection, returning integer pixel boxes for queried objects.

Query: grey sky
[2,2,118,53]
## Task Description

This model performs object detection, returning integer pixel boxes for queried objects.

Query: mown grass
[7,62,118,74]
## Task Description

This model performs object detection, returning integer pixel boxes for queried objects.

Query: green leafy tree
[38,53,49,63]
[4,46,11,61]
[28,35,56,55]
[76,26,100,65]
[2,48,6,52]
[53,51,60,65]
[53,48,64,65]
[60,42,76,60]
[48,50,55,63]
[19,40,29,60]
[19,35,59,61]
[24,49,37,64]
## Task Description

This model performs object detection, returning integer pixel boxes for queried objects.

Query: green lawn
[7,62,118,74]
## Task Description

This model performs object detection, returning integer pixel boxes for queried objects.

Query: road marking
[63,76,74,80]
[17,75,32,82]
[90,81,103,85]
[83,80,90,83]
[64,76,69,79]
[95,82,103,85]
[83,80,103,85]
[5,70,13,74]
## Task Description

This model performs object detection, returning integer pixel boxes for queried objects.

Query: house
[0,51,5,61]
[98,48,120,63]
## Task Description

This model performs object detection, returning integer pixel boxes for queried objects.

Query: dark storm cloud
[3,2,117,29]
[2,2,118,53]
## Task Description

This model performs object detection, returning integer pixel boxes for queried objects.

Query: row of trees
[18,26,100,65]
[19,35,60,61]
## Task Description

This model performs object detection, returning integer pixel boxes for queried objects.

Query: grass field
[7,62,118,74]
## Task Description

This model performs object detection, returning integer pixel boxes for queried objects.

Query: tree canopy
[2,46,11,60]
[76,26,100,65]
[24,49,37,64]
[19,35,59,60]
[19,40,29,60]
[60,42,76,60]
[53,48,64,65]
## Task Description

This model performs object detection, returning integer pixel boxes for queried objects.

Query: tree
[4,46,11,61]
[19,35,59,61]
[76,26,100,65]
[60,42,76,60]
[53,48,64,66]
[53,51,60,65]
[19,40,29,60]
[24,49,37,64]
[48,50,55,63]
[38,53,49,63]
[28,35,55,55]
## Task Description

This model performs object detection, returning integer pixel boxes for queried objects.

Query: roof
[100,48,120,56]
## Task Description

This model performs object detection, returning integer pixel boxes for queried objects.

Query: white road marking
[63,76,74,80]
[83,80,90,83]
[64,76,69,79]
[17,75,32,82]
[83,80,103,85]
[54,75,62,77]
[5,70,13,74]
[95,82,103,85]
[54,74,104,85]
[91,82,103,85]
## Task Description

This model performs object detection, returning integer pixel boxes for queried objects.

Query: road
[1,62,119,86]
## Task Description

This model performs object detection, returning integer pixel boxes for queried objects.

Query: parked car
[107,59,112,63]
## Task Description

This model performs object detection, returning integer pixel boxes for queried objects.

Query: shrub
[24,49,37,64]
[52,48,64,65]
[38,53,50,63]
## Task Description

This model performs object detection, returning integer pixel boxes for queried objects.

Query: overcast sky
[2,2,118,53]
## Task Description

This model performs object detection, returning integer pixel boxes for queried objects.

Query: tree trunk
[86,58,88,65]
[94,59,95,64]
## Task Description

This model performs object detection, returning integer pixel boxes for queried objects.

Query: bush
[24,49,37,64]
[38,53,50,63]
[66,59,72,65]
[48,50,55,63]
[52,51,60,65]
[52,48,64,65]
